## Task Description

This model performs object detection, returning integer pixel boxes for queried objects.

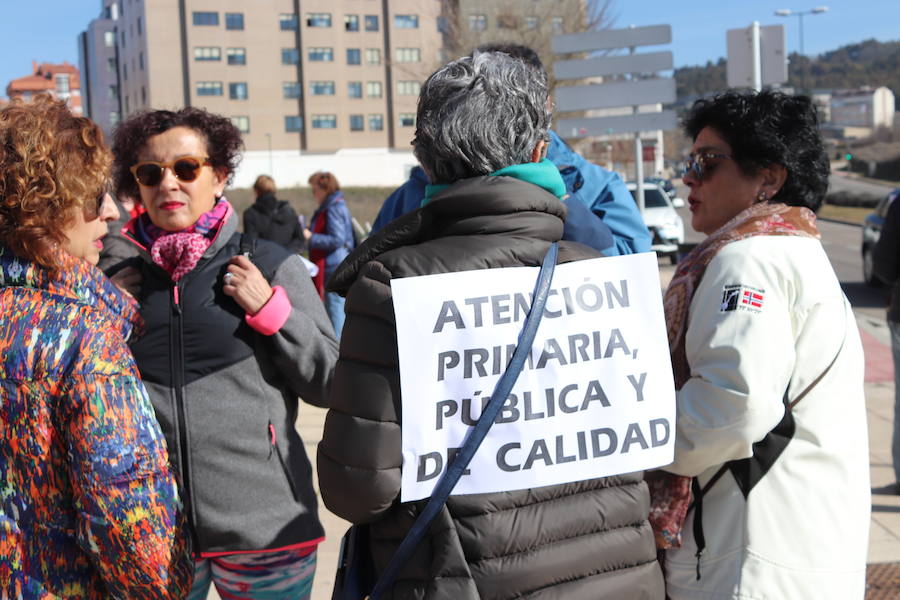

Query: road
[829,172,898,201]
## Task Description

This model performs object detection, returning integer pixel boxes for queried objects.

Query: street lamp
[774,6,828,56]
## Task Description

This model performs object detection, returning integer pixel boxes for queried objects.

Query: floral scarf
[132,197,232,282]
[648,201,820,549]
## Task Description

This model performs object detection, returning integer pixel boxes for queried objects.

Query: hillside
[674,38,900,99]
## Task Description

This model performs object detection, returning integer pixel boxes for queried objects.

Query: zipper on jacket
[172,281,200,551]
[269,421,300,500]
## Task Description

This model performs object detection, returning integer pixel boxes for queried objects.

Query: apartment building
[81,1,441,151]
[5,62,83,115]
[78,0,121,138]
[79,1,584,186]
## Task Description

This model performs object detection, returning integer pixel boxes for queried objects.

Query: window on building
[194,46,221,61]
[231,116,250,133]
[120,30,125,48]
[229,82,248,100]
[366,81,382,98]
[364,15,378,31]
[225,12,244,30]
[107,57,116,73]
[125,96,130,113]
[312,115,337,129]
[346,48,361,65]
[139,52,144,70]
[368,114,384,131]
[399,113,416,127]
[394,15,418,29]
[437,16,449,33]
[365,48,381,65]
[395,47,421,63]
[193,11,218,26]
[347,82,362,98]
[525,17,538,30]
[227,47,246,65]
[280,13,299,30]
[137,16,143,35]
[345,14,359,31]
[283,81,301,99]
[56,75,70,94]
[306,13,331,27]
[285,115,304,132]
[110,111,120,126]
[108,85,118,100]
[551,16,564,33]
[497,15,517,29]
[310,81,335,96]
[307,47,333,62]
[469,14,486,31]
[397,81,421,96]
[349,114,364,131]
[104,31,115,47]
[123,64,128,81]
[141,86,146,105]
[196,81,223,96]
[282,48,300,65]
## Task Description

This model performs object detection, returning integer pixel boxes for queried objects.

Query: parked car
[645,176,676,199]
[627,182,685,264]
[862,187,900,286]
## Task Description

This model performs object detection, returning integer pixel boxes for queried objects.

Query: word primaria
[437,329,631,381]
[433,279,630,333]
[415,418,670,482]
[435,379,612,430]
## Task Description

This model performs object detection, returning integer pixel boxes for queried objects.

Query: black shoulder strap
[239,233,257,258]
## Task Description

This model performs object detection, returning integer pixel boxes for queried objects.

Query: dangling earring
[757,191,768,203]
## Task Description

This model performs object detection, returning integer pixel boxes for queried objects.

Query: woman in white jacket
[649,90,870,599]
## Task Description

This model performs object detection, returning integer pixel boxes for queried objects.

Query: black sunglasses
[683,152,732,180]
[130,155,211,187]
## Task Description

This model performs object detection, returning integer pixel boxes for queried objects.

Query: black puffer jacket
[243,192,305,252]
[319,176,664,599]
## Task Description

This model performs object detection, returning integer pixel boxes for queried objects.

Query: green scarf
[422,158,566,205]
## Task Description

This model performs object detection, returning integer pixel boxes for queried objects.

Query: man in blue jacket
[372,45,651,257]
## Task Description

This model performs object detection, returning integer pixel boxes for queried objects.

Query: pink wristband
[245,285,291,335]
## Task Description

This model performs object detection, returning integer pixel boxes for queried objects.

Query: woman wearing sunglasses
[0,96,192,598]
[108,107,338,600]
[649,91,869,598]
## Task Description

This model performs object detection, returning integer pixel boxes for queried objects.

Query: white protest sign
[391,252,675,503]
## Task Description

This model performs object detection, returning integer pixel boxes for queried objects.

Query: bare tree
[439,0,617,92]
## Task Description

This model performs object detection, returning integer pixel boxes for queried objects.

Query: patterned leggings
[187,548,317,600]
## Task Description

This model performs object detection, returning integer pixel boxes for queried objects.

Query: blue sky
[0,0,897,97]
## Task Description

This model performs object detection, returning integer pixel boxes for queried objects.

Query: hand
[222,255,273,315]
[302,228,312,241]
[109,266,142,298]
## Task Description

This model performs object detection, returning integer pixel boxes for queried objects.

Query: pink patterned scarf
[133,198,233,282]
[648,201,820,549]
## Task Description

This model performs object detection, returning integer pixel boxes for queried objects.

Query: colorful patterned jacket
[0,245,193,599]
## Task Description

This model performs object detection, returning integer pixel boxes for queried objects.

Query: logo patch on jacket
[720,284,765,313]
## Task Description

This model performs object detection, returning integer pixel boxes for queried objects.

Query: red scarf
[648,201,820,549]
[309,207,327,299]
[130,198,232,282]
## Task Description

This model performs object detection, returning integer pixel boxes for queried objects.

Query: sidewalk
[209,260,900,599]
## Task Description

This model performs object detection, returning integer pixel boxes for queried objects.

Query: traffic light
[845,153,853,161]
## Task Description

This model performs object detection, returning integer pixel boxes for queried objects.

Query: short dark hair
[112,107,243,201]
[684,90,829,211]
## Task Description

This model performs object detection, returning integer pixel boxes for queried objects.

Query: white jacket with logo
[664,235,870,600]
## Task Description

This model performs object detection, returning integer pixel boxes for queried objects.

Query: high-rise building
[79,0,443,186]
[79,0,121,138]
[5,62,83,116]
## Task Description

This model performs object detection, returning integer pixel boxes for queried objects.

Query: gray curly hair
[412,50,552,185]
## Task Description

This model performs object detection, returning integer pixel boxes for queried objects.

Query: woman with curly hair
[108,107,338,600]
[0,95,192,598]
[648,90,869,598]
